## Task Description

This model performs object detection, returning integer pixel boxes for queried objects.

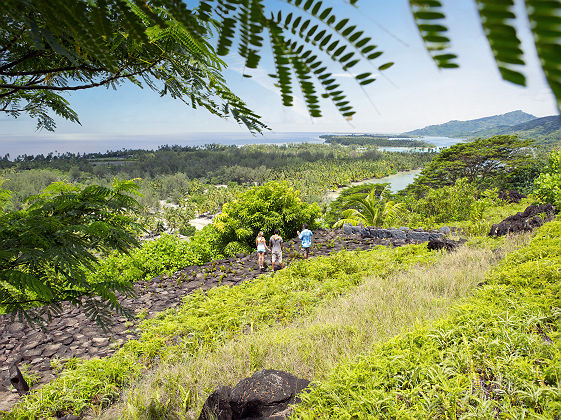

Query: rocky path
[0,227,443,412]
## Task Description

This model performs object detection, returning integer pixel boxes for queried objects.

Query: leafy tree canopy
[213,181,321,255]
[2,1,560,132]
[403,135,534,196]
[0,180,142,327]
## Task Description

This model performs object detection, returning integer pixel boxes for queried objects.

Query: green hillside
[470,115,561,146]
[404,110,536,137]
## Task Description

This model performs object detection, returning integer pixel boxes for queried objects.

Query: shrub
[533,150,561,208]
[213,181,321,252]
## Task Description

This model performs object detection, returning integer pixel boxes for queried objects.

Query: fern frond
[526,0,561,106]
[476,0,525,85]
[409,0,458,68]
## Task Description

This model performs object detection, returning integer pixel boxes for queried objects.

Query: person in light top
[297,223,313,259]
[269,229,284,271]
[255,231,269,270]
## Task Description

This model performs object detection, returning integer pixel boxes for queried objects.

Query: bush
[296,220,561,419]
[213,181,321,252]
[533,150,561,208]
[403,178,499,225]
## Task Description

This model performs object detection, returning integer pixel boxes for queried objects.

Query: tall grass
[105,234,530,419]
[295,221,560,418]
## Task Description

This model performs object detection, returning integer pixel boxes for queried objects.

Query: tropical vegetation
[0,180,142,327]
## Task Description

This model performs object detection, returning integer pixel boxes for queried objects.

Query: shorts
[257,250,265,254]
[272,251,282,263]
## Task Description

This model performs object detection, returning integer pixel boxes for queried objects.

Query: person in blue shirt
[297,224,313,259]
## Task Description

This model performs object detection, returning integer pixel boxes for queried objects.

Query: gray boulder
[428,233,445,241]
[343,223,353,235]
[389,229,407,240]
[407,231,430,242]
[438,226,451,236]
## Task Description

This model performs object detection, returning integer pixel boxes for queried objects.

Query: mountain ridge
[403,110,537,137]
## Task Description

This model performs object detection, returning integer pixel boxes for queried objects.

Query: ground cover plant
[6,244,439,419]
[107,233,530,419]
[295,220,561,419]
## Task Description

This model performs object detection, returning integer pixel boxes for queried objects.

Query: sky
[1,0,559,153]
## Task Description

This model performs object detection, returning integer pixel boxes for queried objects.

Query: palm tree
[333,185,405,228]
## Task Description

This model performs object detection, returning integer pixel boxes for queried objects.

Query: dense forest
[320,135,431,147]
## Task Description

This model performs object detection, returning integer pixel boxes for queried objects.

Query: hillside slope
[470,115,561,145]
[404,110,536,137]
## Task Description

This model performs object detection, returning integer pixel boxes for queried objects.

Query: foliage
[403,135,534,196]
[0,180,142,327]
[213,181,321,255]
[410,2,561,108]
[6,244,437,419]
[93,229,222,285]
[0,0,266,132]
[533,150,561,208]
[325,183,389,226]
[296,219,561,418]
[402,178,500,226]
[333,184,405,228]
[0,0,393,130]
[321,135,433,148]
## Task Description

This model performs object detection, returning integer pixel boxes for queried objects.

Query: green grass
[103,235,528,420]
[5,245,438,419]
[295,220,561,419]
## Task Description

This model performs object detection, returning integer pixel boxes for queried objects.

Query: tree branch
[0,65,105,76]
[0,50,44,72]
[0,60,162,93]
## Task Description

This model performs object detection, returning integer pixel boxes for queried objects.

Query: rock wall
[343,223,451,242]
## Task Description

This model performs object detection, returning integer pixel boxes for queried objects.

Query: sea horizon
[0,132,461,159]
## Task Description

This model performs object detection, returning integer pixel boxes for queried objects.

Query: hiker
[269,229,284,271]
[297,224,313,259]
[255,231,269,270]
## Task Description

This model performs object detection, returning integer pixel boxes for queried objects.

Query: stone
[8,322,25,334]
[428,238,464,252]
[407,231,430,242]
[489,204,556,237]
[351,225,362,234]
[22,349,42,359]
[199,369,310,420]
[343,223,352,235]
[428,233,445,241]
[438,226,451,236]
[43,343,62,357]
[389,229,406,240]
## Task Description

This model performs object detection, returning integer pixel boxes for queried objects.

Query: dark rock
[199,369,310,420]
[199,386,233,420]
[427,238,463,252]
[350,225,362,234]
[498,190,527,204]
[489,204,556,237]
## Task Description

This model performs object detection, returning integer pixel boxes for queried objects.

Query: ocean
[0,133,463,159]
